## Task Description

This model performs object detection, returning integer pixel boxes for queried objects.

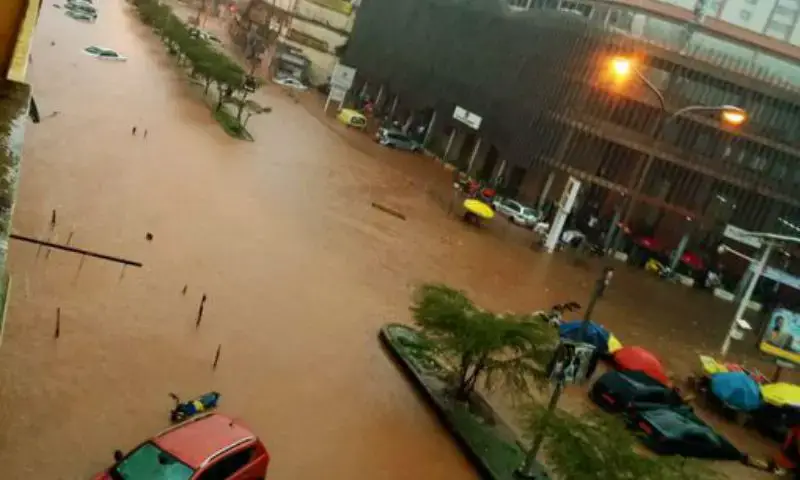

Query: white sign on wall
[330,63,356,90]
[453,106,482,130]
[325,63,356,113]
[329,85,348,102]
[723,224,763,249]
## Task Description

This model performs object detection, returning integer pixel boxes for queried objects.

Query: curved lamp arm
[632,67,667,113]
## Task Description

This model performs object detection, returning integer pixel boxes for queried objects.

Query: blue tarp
[710,372,762,412]
[559,320,610,355]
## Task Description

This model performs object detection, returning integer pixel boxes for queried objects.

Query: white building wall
[719,0,774,32]
[294,0,352,31]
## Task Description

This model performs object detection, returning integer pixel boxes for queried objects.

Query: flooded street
[0,1,779,478]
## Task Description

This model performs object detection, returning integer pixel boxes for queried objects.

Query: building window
[766,22,793,38]
[740,10,752,21]
[772,6,797,20]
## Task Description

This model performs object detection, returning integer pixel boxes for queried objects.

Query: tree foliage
[525,405,720,480]
[410,283,557,401]
[132,0,251,109]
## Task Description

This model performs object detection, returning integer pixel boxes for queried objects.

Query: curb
[379,324,546,480]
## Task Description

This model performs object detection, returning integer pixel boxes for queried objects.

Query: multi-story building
[230,0,356,84]
[659,0,800,45]
[0,0,40,346]
[344,0,800,295]
[286,0,354,84]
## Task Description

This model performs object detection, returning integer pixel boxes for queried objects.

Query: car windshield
[503,201,521,212]
[101,51,118,57]
[111,442,194,480]
[521,207,536,216]
[85,46,102,54]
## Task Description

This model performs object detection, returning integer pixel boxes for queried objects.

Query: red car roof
[154,414,256,469]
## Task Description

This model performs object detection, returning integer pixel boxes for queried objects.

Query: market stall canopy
[710,371,762,412]
[762,383,800,407]
[558,320,621,355]
[614,346,670,386]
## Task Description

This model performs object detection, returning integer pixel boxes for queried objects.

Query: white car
[66,9,95,22]
[273,76,308,91]
[189,28,221,43]
[84,46,126,61]
[492,198,539,227]
[66,1,97,18]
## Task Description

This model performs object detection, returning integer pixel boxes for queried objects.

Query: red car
[94,413,269,480]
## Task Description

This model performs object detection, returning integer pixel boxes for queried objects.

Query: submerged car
[337,108,367,129]
[66,8,96,21]
[590,370,684,414]
[84,46,126,61]
[375,128,419,151]
[629,406,744,460]
[65,1,97,19]
[273,76,307,91]
[93,413,270,480]
[492,197,538,227]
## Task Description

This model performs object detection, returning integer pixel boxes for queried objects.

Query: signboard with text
[330,63,356,90]
[723,224,763,249]
[453,106,482,130]
[760,308,800,365]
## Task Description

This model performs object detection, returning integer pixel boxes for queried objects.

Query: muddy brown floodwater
[0,1,780,479]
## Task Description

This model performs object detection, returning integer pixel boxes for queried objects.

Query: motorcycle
[168,391,221,423]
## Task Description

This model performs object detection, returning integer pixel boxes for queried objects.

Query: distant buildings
[230,0,357,84]
[660,0,800,46]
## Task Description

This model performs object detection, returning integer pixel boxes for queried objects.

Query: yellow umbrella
[761,383,800,407]
[607,334,623,353]
[463,199,494,220]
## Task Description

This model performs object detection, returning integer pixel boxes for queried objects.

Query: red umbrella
[613,346,670,386]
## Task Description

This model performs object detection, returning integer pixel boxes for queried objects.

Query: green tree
[525,405,720,480]
[410,283,556,401]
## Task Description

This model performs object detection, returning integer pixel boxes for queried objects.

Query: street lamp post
[607,57,746,253]
[516,267,614,479]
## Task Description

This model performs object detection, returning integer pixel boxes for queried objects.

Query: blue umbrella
[558,320,610,355]
[710,372,762,412]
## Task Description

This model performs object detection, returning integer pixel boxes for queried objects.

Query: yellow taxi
[336,108,367,130]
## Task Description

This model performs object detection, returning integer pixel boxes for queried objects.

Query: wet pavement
[0,1,781,478]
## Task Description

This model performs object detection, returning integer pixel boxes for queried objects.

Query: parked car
[629,406,744,460]
[93,413,270,480]
[189,28,221,43]
[337,108,367,129]
[84,46,126,61]
[273,76,308,91]
[492,197,538,227]
[590,370,684,414]
[375,128,419,151]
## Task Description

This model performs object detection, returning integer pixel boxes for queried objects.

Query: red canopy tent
[613,346,670,386]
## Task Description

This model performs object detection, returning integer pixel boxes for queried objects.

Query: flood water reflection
[0,1,778,478]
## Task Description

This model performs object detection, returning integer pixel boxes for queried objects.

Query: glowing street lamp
[610,56,633,79]
[720,106,747,126]
[604,55,748,257]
